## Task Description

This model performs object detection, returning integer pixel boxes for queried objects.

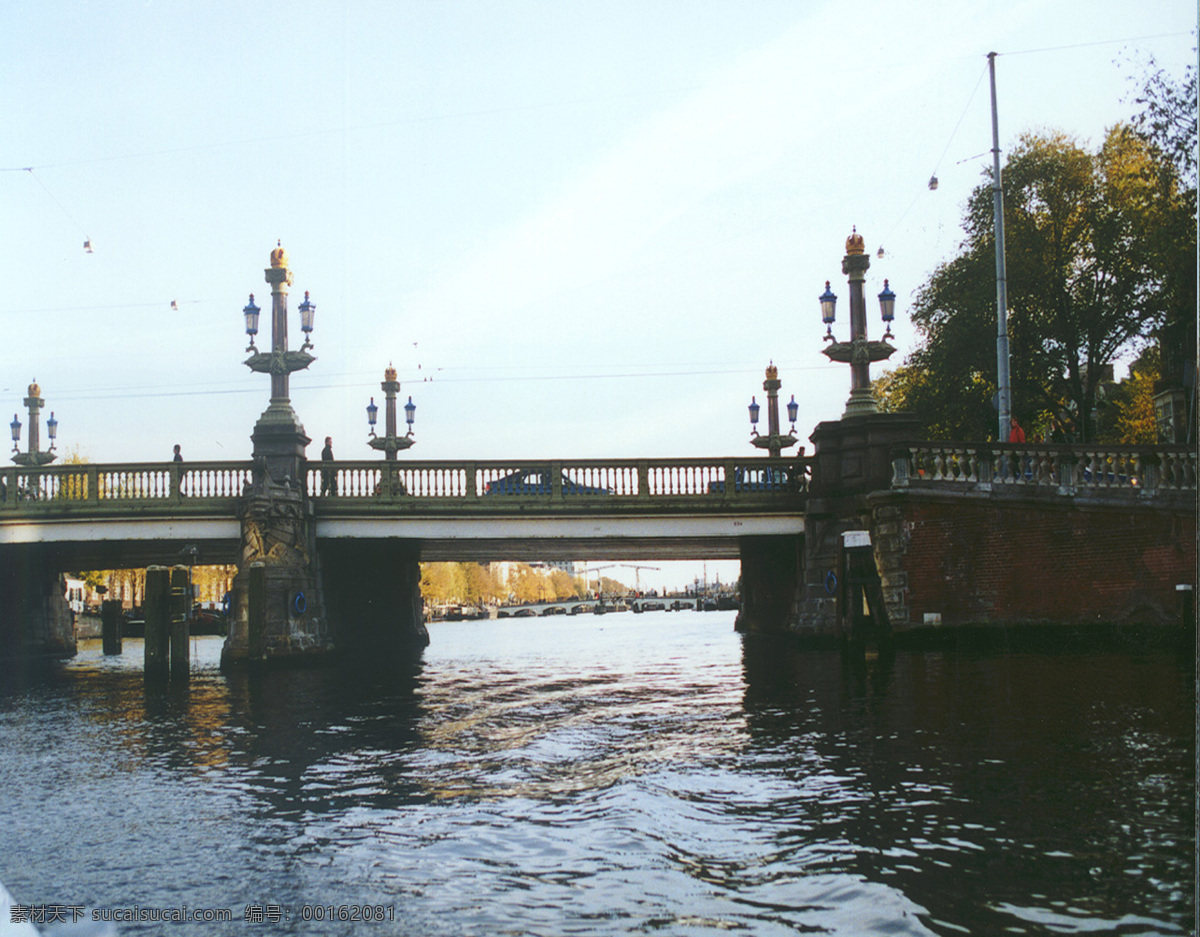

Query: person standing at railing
[1007,418,1031,480]
[321,436,337,496]
[173,444,183,496]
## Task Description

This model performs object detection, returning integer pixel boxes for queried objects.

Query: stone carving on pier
[240,504,310,568]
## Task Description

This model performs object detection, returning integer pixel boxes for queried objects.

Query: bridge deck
[0,446,1190,566]
[0,457,808,565]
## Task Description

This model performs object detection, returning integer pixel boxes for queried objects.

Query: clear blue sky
[1,1,1193,589]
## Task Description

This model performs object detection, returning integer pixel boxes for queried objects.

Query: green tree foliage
[1127,49,1198,409]
[879,125,1191,441]
[1128,48,1198,185]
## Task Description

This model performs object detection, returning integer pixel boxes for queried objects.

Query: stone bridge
[0,455,806,664]
[6,243,1190,672]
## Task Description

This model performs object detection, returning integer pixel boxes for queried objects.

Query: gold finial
[845,226,865,255]
[270,239,289,268]
[384,362,397,382]
[28,379,40,397]
[765,362,778,380]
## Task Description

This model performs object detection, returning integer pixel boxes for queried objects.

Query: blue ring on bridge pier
[222,592,231,615]
[293,592,307,615]
[824,571,837,595]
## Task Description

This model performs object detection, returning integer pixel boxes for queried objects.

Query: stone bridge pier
[221,399,428,668]
[735,412,921,644]
[734,535,804,636]
[319,540,429,655]
[0,544,75,665]
[221,393,332,667]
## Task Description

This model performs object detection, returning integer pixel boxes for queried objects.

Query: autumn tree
[420,563,465,605]
[545,569,576,599]
[507,564,544,603]
[462,563,502,605]
[879,125,1191,441]
[1095,347,1161,444]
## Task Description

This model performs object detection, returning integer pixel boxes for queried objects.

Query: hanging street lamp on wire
[820,228,898,418]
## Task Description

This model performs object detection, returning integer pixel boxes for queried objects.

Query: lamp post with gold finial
[819,227,897,418]
[224,243,329,669]
[366,364,416,461]
[10,380,57,467]
[747,362,798,459]
[242,241,317,407]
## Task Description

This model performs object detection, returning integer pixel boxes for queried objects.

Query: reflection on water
[0,614,1192,935]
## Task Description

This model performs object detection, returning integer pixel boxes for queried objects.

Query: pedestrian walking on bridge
[321,436,337,496]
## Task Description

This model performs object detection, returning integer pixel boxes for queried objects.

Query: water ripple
[0,619,1191,935]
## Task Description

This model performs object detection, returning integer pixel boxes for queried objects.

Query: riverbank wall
[867,486,1195,638]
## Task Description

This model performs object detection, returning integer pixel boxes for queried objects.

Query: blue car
[707,466,792,494]
[484,468,611,495]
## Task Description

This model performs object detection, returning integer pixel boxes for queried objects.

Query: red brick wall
[872,494,1195,629]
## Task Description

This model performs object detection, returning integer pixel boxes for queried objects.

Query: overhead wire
[40,357,843,403]
[999,31,1191,57]
[871,28,1191,257]
[25,168,91,243]
[3,32,1185,176]
[876,60,988,257]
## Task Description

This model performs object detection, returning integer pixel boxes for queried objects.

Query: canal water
[0,611,1192,936]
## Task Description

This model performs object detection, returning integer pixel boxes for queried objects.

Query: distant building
[64,577,86,615]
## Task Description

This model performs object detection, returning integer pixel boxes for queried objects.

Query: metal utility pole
[989,51,1012,442]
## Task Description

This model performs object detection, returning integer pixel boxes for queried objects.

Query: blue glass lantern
[298,291,316,338]
[748,396,760,430]
[819,281,837,338]
[786,395,798,429]
[878,279,896,337]
[46,412,57,447]
[404,396,416,432]
[366,397,378,435]
[243,294,260,344]
[10,414,20,452]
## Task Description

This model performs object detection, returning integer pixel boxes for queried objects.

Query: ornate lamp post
[747,362,799,458]
[820,227,897,418]
[242,241,316,405]
[224,243,330,668]
[10,380,57,466]
[366,364,416,460]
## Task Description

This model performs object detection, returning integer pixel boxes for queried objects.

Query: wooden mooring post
[144,566,169,682]
[247,562,266,661]
[100,599,122,656]
[169,565,190,677]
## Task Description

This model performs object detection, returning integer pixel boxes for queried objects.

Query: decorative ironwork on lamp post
[241,241,316,404]
[747,362,799,459]
[820,227,897,417]
[10,380,57,466]
[366,364,416,460]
